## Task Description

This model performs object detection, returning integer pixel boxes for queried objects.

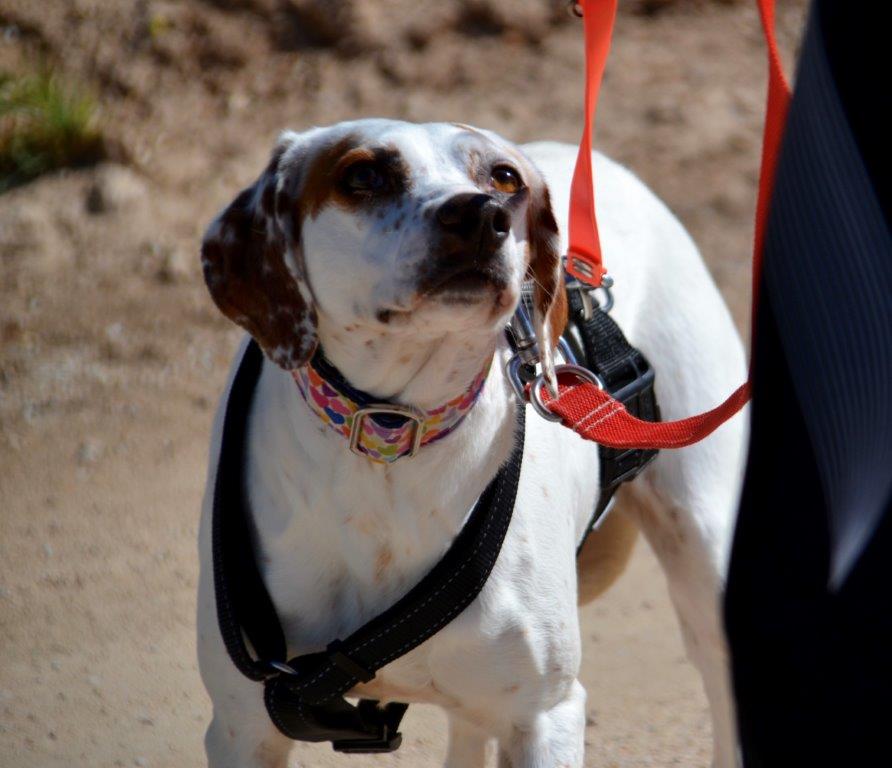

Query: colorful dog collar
[292,352,488,463]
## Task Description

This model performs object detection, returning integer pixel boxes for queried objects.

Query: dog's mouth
[420,264,511,301]
[436,268,507,299]
[375,263,516,325]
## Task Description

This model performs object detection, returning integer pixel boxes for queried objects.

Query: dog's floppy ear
[524,164,567,388]
[201,134,317,370]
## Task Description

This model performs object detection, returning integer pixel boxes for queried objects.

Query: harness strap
[555,0,792,449]
[563,289,659,548]
[212,340,525,752]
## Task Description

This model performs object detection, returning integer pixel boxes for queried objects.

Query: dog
[196,119,747,767]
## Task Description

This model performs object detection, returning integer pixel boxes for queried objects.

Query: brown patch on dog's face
[298,137,410,219]
[298,134,363,218]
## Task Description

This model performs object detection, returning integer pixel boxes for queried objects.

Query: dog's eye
[491,166,523,195]
[342,162,386,193]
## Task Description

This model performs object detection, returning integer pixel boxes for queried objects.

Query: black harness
[212,281,658,754]
[562,283,660,548]
[213,340,525,752]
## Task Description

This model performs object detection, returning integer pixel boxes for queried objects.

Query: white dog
[196,119,746,768]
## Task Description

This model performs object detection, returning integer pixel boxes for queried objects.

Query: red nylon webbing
[548,0,791,450]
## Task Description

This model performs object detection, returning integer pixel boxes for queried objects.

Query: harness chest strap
[212,340,526,752]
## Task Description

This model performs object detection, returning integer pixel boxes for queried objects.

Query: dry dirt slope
[1,1,806,766]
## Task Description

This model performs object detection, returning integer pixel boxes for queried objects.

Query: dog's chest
[245,361,601,707]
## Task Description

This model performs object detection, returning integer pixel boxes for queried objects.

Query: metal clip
[565,272,615,318]
[505,299,541,401]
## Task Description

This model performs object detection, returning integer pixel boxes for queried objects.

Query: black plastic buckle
[332,701,407,754]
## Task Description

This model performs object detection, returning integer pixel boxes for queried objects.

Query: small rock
[134,757,149,768]
[86,674,102,689]
[85,164,147,214]
[137,715,154,726]
[43,543,53,558]
[77,438,104,466]
[0,205,66,272]
[50,660,62,672]
[155,245,191,284]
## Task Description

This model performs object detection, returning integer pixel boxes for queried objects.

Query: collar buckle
[349,405,425,459]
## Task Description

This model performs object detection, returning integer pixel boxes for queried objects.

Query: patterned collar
[292,351,489,464]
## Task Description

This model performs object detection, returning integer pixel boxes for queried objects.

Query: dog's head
[201,119,565,372]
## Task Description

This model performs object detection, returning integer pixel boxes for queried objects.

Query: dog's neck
[313,314,501,410]
[246,324,518,648]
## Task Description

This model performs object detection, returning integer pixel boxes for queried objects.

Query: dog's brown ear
[525,170,566,386]
[201,138,317,370]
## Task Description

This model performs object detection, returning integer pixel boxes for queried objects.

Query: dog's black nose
[436,193,511,253]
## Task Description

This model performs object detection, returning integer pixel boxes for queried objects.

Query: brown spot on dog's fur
[301,139,411,219]
[298,134,363,217]
[526,185,561,301]
[201,158,318,370]
[547,273,568,346]
[374,545,394,582]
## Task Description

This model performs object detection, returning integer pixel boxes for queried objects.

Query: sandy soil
[0,1,806,766]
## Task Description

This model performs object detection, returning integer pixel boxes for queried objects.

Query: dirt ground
[0,1,807,766]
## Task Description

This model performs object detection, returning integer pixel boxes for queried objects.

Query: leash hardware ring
[268,660,298,676]
[531,364,604,422]
[349,404,425,458]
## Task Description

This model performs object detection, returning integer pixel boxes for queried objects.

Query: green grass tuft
[0,69,107,192]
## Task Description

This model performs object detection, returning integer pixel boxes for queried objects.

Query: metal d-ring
[269,660,299,676]
[530,364,604,422]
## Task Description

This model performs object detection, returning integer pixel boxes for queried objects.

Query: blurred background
[0,1,806,766]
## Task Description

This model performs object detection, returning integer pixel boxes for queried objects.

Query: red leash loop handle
[553,0,791,449]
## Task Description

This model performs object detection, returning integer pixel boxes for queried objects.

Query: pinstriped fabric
[762,0,892,586]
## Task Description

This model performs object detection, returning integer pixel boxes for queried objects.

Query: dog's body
[197,122,746,767]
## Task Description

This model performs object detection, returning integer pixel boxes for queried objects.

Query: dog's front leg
[204,709,291,768]
[198,561,293,768]
[445,713,492,767]
[497,679,586,768]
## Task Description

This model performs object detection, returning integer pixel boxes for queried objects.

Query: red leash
[546,0,792,450]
